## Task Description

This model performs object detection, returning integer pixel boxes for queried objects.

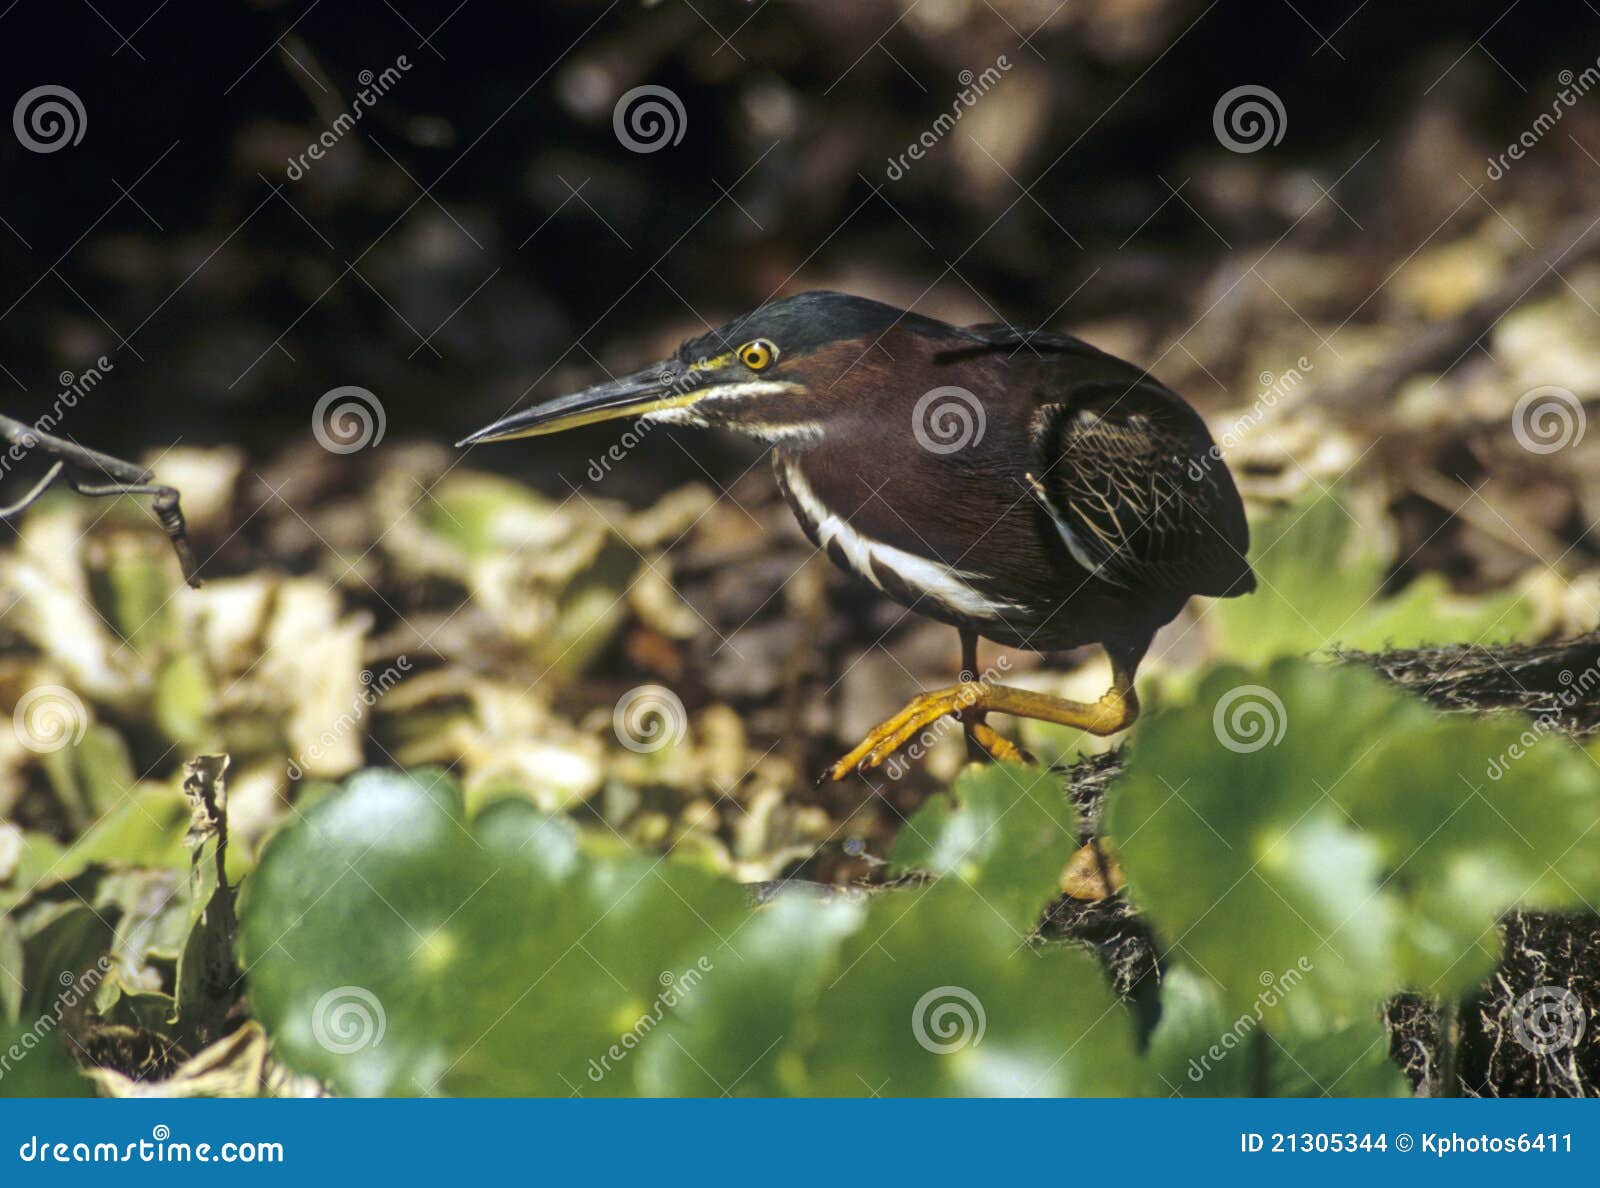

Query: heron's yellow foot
[827,681,1137,780]
[967,720,1027,764]
[828,685,983,780]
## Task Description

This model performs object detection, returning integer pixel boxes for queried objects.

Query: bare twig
[1294,204,1600,418]
[0,412,201,586]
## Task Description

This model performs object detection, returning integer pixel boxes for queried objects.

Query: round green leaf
[240,768,749,1095]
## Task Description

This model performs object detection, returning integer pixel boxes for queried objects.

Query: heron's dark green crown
[676,291,956,363]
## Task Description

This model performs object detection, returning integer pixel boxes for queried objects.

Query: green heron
[460,292,1254,780]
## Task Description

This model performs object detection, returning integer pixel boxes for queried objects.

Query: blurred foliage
[0,462,829,896]
[0,1022,93,1097]
[5,643,1600,1096]
[1110,660,1600,1032]
[890,761,1078,935]
[1147,967,1408,1098]
[3,467,1599,1096]
[230,668,1600,1098]
[241,767,741,1095]
[1211,487,1536,667]
[239,763,1144,1096]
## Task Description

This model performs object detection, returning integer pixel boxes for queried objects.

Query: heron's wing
[1024,364,1255,598]
[953,319,1254,596]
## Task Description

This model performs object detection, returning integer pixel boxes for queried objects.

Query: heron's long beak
[456,362,701,446]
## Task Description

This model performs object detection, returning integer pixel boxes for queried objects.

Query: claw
[829,685,985,780]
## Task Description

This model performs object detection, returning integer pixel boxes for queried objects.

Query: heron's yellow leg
[828,673,1138,781]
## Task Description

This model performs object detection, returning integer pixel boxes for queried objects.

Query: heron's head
[457,291,960,448]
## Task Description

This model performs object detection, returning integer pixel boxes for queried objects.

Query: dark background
[2,0,1594,504]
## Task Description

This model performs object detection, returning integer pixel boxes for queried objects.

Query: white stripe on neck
[780,457,1021,618]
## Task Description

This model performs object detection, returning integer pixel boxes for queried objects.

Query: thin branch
[1295,202,1600,419]
[0,412,201,586]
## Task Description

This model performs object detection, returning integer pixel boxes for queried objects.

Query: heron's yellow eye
[738,339,777,371]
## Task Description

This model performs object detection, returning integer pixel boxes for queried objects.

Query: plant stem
[1436,1000,1460,1097]
[1251,1027,1272,1097]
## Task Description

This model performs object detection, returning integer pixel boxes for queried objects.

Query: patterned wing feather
[1028,377,1255,598]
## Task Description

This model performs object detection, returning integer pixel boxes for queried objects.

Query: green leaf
[173,756,240,1048]
[638,893,864,1096]
[40,724,138,828]
[98,543,175,654]
[1109,663,1389,1025]
[58,786,191,877]
[156,653,218,750]
[1212,487,1533,664]
[800,885,1150,1096]
[0,918,22,1023]
[240,769,750,1096]
[244,766,1157,1097]
[92,867,189,1013]
[0,829,67,919]
[1346,697,1600,996]
[1108,659,1600,1026]
[13,899,113,1023]
[890,761,1078,934]
[0,1021,93,1097]
[1147,967,1406,1097]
